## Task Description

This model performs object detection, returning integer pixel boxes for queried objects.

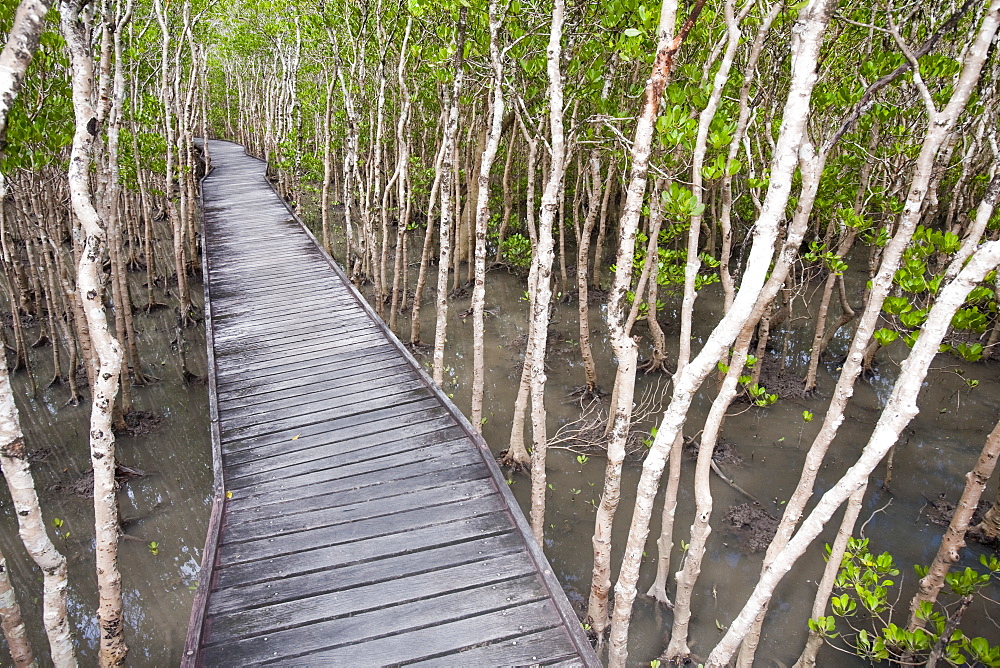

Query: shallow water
[0,280,212,665]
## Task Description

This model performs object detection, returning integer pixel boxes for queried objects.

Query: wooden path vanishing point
[182,140,599,667]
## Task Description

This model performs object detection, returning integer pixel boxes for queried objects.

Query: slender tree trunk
[794,484,867,668]
[738,6,999,659]
[62,2,128,663]
[409,132,446,346]
[576,154,601,394]
[0,545,32,667]
[590,0,692,638]
[432,7,466,386]
[527,0,566,544]
[907,417,1000,629]
[607,4,833,664]
[708,239,1000,667]
[470,2,505,430]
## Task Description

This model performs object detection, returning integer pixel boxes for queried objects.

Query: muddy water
[316,219,1000,665]
[0,280,212,665]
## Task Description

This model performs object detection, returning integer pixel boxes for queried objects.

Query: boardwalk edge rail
[182,146,225,666]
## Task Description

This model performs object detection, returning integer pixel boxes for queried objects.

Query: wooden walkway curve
[182,140,599,666]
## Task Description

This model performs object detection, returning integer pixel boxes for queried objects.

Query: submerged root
[50,464,148,498]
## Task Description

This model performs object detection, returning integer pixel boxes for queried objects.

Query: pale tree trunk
[409,130,446,346]
[493,136,515,266]
[591,170,613,289]
[61,1,128,664]
[152,0,191,323]
[0,546,32,667]
[666,325,752,660]
[386,18,413,334]
[707,239,1000,667]
[646,0,746,610]
[0,6,68,664]
[606,4,834,665]
[575,154,601,394]
[432,7,466,387]
[320,75,336,254]
[0,354,74,666]
[906,417,1000,630]
[330,26,359,274]
[500,120,538,471]
[588,0,705,636]
[527,0,566,545]
[103,0,136,417]
[794,484,867,668]
[592,0,686,628]
[470,1,505,431]
[738,5,999,659]
[718,1,782,310]
[0,0,54,138]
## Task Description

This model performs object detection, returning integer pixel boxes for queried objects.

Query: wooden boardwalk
[182,140,598,666]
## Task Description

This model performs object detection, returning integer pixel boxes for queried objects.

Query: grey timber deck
[182,140,598,667]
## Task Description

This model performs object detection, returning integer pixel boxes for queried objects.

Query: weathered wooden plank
[214,349,405,400]
[224,417,463,484]
[218,383,428,435]
[217,366,416,420]
[213,336,393,381]
[205,553,539,644]
[221,404,450,465]
[199,576,551,664]
[215,355,410,407]
[218,375,424,428]
[213,511,516,589]
[224,473,494,543]
[207,531,525,616]
[217,491,506,566]
[408,626,582,666]
[218,387,431,442]
[309,607,576,666]
[226,462,487,525]
[219,396,443,456]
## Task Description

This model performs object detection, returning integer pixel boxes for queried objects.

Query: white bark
[707,239,1000,667]
[527,0,565,545]
[606,3,834,664]
[61,1,127,664]
[431,8,466,387]
[589,0,679,634]
[470,1,505,431]
[738,5,1000,660]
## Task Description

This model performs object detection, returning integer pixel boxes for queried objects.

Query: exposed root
[568,384,606,403]
[638,354,675,375]
[548,381,666,458]
[497,450,530,473]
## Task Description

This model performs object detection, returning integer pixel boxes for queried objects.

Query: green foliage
[500,233,532,270]
[812,538,1000,666]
